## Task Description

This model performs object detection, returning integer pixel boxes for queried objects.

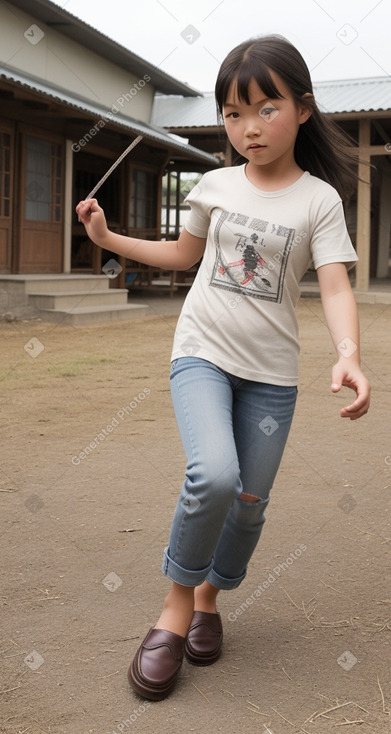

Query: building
[0,0,218,321]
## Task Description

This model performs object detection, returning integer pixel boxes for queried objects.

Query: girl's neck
[244,159,305,192]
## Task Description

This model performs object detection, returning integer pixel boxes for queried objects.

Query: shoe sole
[128,653,181,701]
[184,641,222,666]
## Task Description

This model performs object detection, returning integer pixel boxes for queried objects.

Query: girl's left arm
[317,262,371,420]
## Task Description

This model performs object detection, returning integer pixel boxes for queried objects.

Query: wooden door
[17,132,63,273]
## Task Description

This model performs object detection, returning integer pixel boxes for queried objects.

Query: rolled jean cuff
[162,546,214,587]
[206,567,247,591]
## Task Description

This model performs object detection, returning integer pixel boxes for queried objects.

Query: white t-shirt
[171,164,358,386]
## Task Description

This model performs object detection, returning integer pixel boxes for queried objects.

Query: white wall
[0,1,154,122]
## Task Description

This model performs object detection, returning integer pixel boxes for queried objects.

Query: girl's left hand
[330,361,371,420]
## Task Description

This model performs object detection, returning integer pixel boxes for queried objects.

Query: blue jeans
[162,357,297,590]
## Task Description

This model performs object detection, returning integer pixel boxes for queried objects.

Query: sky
[50,0,389,92]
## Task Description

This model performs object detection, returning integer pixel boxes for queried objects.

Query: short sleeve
[183,176,212,239]
[310,199,358,271]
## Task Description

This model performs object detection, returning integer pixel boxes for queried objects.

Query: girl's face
[222,72,311,175]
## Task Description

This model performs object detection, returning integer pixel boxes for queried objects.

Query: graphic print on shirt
[210,210,295,303]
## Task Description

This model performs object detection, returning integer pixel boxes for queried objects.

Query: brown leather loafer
[128,627,186,700]
[184,611,223,666]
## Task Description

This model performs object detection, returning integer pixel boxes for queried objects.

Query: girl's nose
[245,117,262,136]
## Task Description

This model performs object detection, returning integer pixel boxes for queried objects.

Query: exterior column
[355,119,371,291]
[224,138,232,167]
[376,170,391,278]
[63,140,74,273]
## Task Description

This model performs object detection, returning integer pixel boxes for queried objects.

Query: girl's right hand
[76,199,109,245]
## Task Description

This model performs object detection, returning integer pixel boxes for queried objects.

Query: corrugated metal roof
[0,65,218,166]
[152,93,217,128]
[315,77,391,114]
[151,77,391,128]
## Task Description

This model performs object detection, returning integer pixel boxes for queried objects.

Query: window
[128,169,157,228]
[161,171,201,238]
[24,136,62,222]
[0,132,11,217]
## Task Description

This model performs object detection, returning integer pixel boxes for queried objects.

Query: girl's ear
[298,92,314,124]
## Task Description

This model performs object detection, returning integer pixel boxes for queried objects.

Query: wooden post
[355,119,371,291]
[376,170,391,278]
[175,171,181,237]
[117,255,126,289]
[225,138,232,167]
[165,170,171,239]
[63,140,73,273]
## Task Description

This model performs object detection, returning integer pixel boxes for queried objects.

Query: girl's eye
[225,112,240,119]
[259,106,279,122]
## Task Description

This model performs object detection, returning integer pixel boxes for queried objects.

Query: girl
[76,35,370,701]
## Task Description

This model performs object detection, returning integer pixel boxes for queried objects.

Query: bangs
[234,62,284,105]
[216,52,284,114]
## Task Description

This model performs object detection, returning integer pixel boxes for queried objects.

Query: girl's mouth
[248,144,266,151]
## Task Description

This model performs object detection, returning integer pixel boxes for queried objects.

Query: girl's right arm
[75,198,206,271]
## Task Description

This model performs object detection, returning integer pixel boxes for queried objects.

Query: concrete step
[0,274,152,323]
[21,274,110,294]
[39,303,149,325]
[29,289,128,310]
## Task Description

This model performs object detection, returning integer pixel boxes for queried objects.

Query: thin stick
[246,701,268,714]
[0,683,23,694]
[97,670,119,679]
[321,580,341,593]
[246,708,269,716]
[220,668,239,675]
[377,674,386,713]
[271,707,295,726]
[221,689,235,697]
[304,711,319,724]
[192,682,209,702]
[306,592,319,606]
[86,135,143,199]
[320,580,358,606]
[355,703,370,714]
[282,588,301,610]
[302,600,318,622]
[311,702,354,721]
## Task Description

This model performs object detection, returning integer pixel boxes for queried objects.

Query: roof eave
[0,66,218,167]
[327,110,391,119]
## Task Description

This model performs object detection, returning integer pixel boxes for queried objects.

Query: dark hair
[215,35,359,199]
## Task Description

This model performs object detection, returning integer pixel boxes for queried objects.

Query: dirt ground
[1,292,391,734]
